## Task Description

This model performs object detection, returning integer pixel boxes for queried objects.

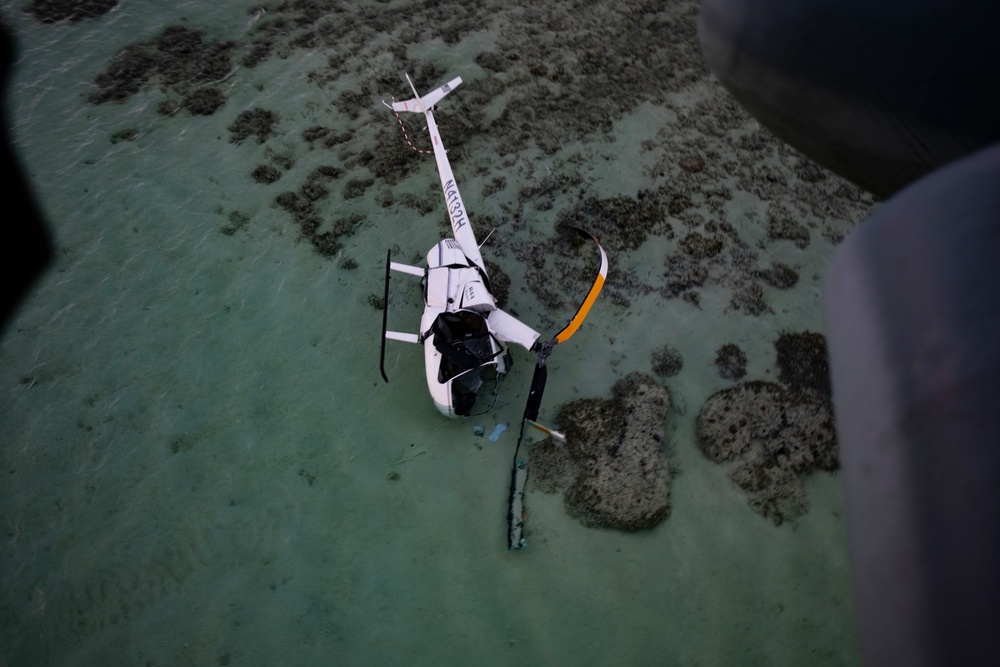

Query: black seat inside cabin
[431,310,498,384]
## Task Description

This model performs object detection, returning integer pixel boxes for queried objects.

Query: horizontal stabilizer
[391,76,463,113]
[390,261,424,277]
[385,331,420,344]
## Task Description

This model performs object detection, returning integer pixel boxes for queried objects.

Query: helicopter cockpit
[428,310,509,416]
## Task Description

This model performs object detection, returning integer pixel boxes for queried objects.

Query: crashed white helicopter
[378,74,608,548]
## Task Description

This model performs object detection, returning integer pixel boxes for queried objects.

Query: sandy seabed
[0,1,872,665]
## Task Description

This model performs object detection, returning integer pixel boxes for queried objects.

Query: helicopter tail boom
[386,73,487,275]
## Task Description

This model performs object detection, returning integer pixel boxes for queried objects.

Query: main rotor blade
[554,229,609,344]
[522,361,548,423]
[508,358,547,551]
[507,228,606,551]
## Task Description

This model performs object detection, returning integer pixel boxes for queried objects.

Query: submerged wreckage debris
[530,373,672,532]
[696,332,837,524]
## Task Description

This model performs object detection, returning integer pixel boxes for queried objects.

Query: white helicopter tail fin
[390,75,463,113]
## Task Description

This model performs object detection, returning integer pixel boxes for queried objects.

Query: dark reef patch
[775,331,831,396]
[228,108,278,144]
[651,202,788,316]
[756,262,799,289]
[274,165,360,258]
[767,215,811,249]
[474,51,511,73]
[696,331,837,524]
[90,26,234,106]
[156,98,181,117]
[110,128,138,144]
[697,381,837,524]
[183,87,225,116]
[662,256,708,300]
[557,192,664,254]
[80,0,871,281]
[481,176,506,199]
[343,177,374,200]
[678,154,705,173]
[714,343,747,380]
[679,231,724,259]
[794,158,828,184]
[154,26,232,86]
[483,260,510,309]
[515,223,619,319]
[251,164,282,185]
[92,44,157,104]
[220,210,250,236]
[651,344,684,378]
[730,282,770,316]
[351,125,428,186]
[529,373,672,532]
[241,40,273,68]
[302,126,331,144]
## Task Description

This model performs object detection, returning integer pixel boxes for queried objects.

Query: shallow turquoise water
[0,2,866,665]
